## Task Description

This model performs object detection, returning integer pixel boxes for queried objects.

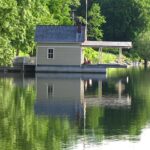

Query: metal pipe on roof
[85,0,88,41]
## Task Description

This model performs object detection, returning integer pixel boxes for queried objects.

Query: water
[0,68,150,150]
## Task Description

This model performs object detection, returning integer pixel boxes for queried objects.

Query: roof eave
[81,41,132,49]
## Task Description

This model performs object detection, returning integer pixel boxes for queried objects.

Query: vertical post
[80,80,84,102]
[72,10,75,25]
[23,57,25,72]
[85,0,88,41]
[81,47,84,65]
[119,48,122,64]
[36,46,38,72]
[98,80,102,101]
[118,80,122,101]
[99,47,103,64]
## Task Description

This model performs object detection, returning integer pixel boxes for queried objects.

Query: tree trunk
[144,59,148,69]
[16,49,19,56]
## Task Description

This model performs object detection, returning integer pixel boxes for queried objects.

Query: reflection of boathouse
[35,74,84,118]
[35,74,131,118]
[84,79,131,108]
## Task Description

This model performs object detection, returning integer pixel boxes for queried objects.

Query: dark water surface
[0,68,150,150]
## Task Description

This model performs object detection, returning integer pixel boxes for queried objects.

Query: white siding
[36,78,83,101]
[36,43,82,66]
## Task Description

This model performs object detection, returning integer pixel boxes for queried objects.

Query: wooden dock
[36,65,106,73]
[0,63,127,73]
[36,64,127,73]
[0,65,35,73]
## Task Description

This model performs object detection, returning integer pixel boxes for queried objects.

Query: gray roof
[35,25,85,43]
[82,41,132,48]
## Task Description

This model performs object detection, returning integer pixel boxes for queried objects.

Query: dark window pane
[49,49,53,53]
[48,49,54,58]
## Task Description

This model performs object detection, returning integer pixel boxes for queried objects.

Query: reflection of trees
[0,78,35,150]
[1,69,150,149]
[86,106,104,141]
[127,69,150,134]
[82,68,150,141]
[0,78,76,150]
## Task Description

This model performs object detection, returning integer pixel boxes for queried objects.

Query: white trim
[80,47,83,65]
[35,74,37,97]
[37,45,81,48]
[36,46,38,66]
[82,41,132,48]
[47,48,54,59]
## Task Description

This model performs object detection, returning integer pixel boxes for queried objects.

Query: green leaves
[134,31,150,61]
[0,0,79,66]
[0,37,14,66]
[100,0,150,41]
[88,3,106,40]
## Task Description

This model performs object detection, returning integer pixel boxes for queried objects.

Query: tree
[99,0,150,41]
[0,0,17,65]
[134,31,150,67]
[0,0,80,66]
[76,0,105,40]
[11,0,58,56]
[88,3,106,40]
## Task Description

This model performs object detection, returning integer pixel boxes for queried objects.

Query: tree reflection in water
[0,69,150,150]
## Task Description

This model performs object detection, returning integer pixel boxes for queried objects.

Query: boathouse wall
[36,43,84,66]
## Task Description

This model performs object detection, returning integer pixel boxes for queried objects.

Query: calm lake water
[0,68,150,150]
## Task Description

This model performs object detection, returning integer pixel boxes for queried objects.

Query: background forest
[1,0,150,66]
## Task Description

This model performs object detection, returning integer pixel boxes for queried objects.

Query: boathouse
[35,25,86,71]
[35,25,132,73]
[35,73,131,117]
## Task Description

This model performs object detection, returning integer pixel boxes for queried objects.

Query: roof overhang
[82,41,132,49]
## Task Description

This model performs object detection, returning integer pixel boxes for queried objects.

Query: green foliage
[99,0,150,41]
[102,52,117,63]
[1,0,150,66]
[77,1,106,40]
[83,47,99,63]
[0,37,14,66]
[0,77,76,150]
[83,47,117,63]
[134,31,150,61]
[0,0,79,66]
[1,71,150,148]
[48,0,73,25]
[88,3,106,40]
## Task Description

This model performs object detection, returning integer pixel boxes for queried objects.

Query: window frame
[47,48,54,59]
[47,84,54,98]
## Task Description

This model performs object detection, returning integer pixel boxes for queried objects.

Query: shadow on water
[0,69,150,149]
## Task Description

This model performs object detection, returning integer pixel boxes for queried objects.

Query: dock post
[98,80,102,101]
[23,57,25,72]
[99,47,103,64]
[119,48,122,64]
[118,80,122,101]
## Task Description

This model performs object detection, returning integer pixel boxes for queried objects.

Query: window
[47,48,54,59]
[47,85,54,98]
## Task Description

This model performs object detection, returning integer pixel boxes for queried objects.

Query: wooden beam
[99,47,103,64]
[119,48,122,64]
[82,41,132,48]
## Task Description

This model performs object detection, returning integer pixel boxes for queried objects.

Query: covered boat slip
[82,41,132,64]
[82,41,132,48]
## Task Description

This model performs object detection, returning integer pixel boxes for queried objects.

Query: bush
[83,47,117,64]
